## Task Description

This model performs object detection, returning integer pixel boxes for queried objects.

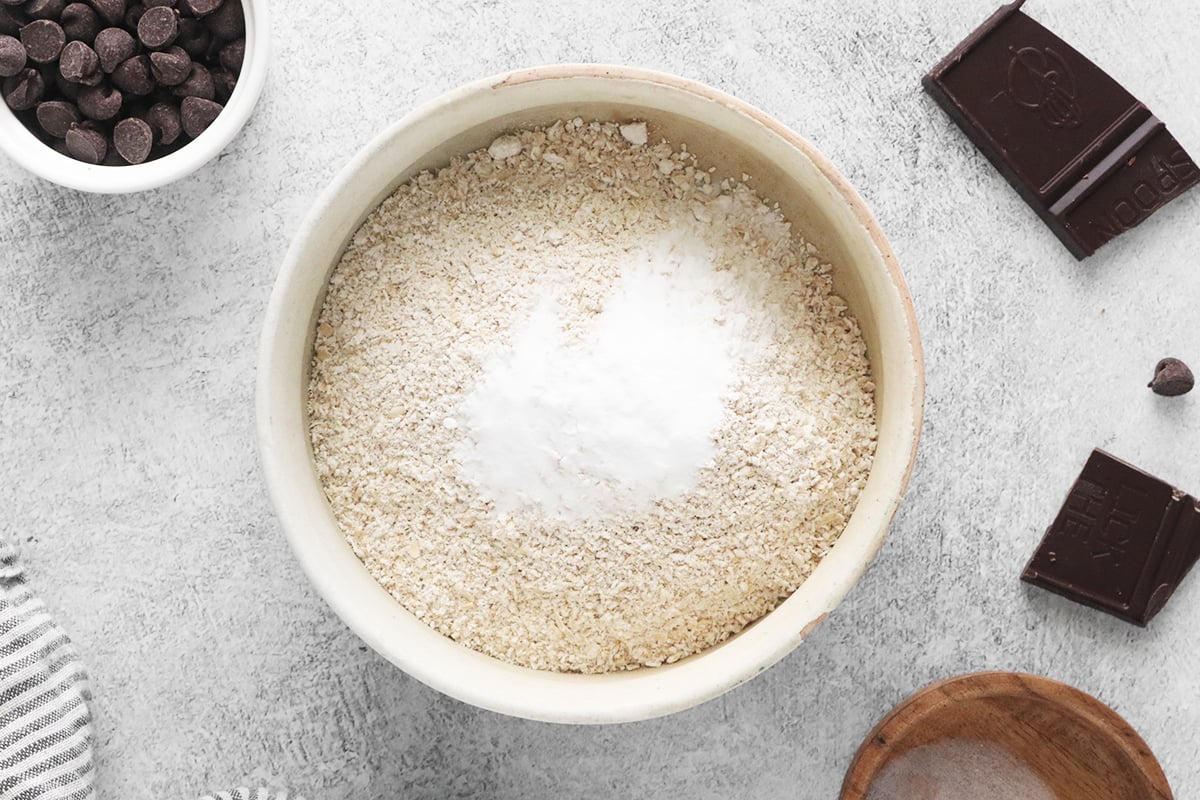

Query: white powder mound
[455,233,743,519]
[308,119,877,673]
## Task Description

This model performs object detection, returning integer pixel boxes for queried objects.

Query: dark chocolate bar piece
[923,2,1199,259]
[1022,450,1200,625]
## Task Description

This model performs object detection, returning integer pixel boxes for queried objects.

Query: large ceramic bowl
[257,65,924,724]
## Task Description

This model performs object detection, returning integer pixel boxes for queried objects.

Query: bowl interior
[0,0,268,193]
[259,67,923,723]
[841,673,1173,800]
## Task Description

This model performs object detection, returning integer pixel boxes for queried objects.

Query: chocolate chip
[52,64,80,97]
[181,0,220,15]
[210,63,232,100]
[170,60,210,98]
[20,19,66,62]
[136,4,176,47]
[64,122,106,161]
[100,145,127,165]
[0,6,27,37]
[179,93,217,136]
[24,0,68,20]
[202,0,238,39]
[144,98,178,143]
[112,114,151,162]
[121,1,142,28]
[76,81,120,117]
[2,67,43,109]
[0,33,24,76]
[147,44,188,83]
[216,36,241,73]
[110,52,151,93]
[1149,358,1194,397]
[35,98,79,136]
[60,3,101,41]
[59,39,101,84]
[93,26,134,72]
[85,0,125,24]
[173,15,207,57]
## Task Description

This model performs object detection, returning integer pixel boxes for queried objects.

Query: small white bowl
[0,0,268,193]
[258,65,925,724]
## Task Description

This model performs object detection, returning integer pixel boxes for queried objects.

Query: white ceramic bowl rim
[0,0,269,193]
[258,64,925,724]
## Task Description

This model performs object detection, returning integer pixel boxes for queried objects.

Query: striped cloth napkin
[1,535,299,799]
[0,535,93,798]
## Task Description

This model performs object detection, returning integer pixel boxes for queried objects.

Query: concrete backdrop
[1,0,1198,796]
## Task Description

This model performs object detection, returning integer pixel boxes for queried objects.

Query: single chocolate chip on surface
[76,81,120,117]
[2,67,44,109]
[136,4,176,47]
[64,122,106,161]
[110,52,151,93]
[144,98,178,143]
[112,114,151,162]
[147,44,188,84]
[202,0,239,39]
[179,93,218,136]
[35,98,80,137]
[86,0,126,24]
[24,0,68,20]
[1149,358,1195,397]
[20,19,66,62]
[60,3,101,41]
[94,26,135,72]
[171,61,211,98]
[0,33,24,76]
[58,40,101,83]
[181,0,221,15]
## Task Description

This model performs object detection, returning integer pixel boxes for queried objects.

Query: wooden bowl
[841,672,1172,800]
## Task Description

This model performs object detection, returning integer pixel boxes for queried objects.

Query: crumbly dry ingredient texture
[308,119,877,673]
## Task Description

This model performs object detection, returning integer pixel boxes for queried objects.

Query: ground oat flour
[308,118,877,673]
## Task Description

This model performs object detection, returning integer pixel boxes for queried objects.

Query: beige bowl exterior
[257,65,924,724]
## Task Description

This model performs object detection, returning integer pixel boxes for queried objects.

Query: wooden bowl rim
[840,671,1173,800]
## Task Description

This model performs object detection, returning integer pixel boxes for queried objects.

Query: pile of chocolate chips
[0,0,244,165]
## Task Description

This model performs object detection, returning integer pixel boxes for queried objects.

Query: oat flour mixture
[308,119,877,673]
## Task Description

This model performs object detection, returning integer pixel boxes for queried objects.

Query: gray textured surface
[2,0,1199,797]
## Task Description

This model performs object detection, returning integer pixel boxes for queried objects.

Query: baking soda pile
[308,119,877,672]
[456,232,744,520]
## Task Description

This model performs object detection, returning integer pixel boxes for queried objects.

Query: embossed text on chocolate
[1084,150,1198,248]
[1089,149,1200,244]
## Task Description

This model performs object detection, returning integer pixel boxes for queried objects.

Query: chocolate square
[923,2,1199,258]
[1022,450,1200,626]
